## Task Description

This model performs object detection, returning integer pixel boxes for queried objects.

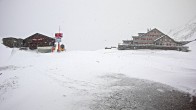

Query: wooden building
[118,28,190,51]
[23,33,55,50]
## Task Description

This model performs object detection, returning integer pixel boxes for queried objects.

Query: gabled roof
[154,34,179,44]
[139,28,165,37]
[30,33,49,38]
[25,33,54,40]
[153,34,192,45]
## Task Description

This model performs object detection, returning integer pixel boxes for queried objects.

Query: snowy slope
[0,42,196,109]
[168,16,196,41]
[1,24,196,109]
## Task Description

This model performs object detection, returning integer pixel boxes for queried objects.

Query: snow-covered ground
[0,41,196,109]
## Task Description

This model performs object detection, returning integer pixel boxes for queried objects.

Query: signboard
[55,38,61,43]
[55,33,63,38]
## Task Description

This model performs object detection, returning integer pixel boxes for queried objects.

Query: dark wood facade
[23,33,55,50]
[2,37,23,48]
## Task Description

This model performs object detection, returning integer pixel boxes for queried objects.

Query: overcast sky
[0,0,196,50]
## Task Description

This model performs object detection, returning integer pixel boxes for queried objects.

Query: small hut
[2,37,23,48]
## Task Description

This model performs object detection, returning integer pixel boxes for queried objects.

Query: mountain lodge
[118,28,190,51]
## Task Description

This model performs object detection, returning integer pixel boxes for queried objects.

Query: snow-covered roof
[132,28,165,38]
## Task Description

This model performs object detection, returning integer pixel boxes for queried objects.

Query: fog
[0,0,196,50]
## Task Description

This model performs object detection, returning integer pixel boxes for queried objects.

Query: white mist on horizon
[0,0,196,50]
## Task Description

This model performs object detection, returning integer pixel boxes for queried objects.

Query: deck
[118,44,189,52]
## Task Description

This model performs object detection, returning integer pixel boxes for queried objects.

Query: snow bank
[2,44,196,94]
[0,43,196,110]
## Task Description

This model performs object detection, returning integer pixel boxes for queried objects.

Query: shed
[2,37,23,48]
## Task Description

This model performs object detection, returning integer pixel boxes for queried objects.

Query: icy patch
[91,73,194,110]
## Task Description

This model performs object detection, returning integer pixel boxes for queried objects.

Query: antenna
[59,26,61,33]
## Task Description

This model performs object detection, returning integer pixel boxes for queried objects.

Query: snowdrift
[0,38,196,110]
